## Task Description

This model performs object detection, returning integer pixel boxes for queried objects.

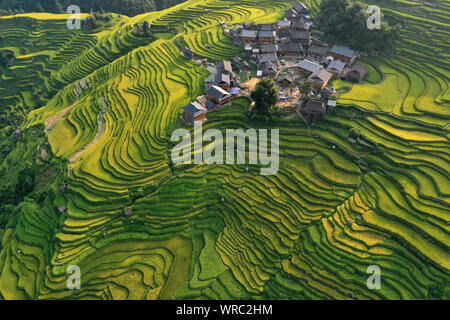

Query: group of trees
[0,50,14,67]
[0,0,188,17]
[249,78,279,122]
[318,0,399,52]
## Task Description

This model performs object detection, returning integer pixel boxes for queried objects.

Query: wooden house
[308,68,333,89]
[240,30,258,41]
[278,43,303,56]
[342,65,368,83]
[205,85,232,105]
[183,101,207,124]
[258,31,277,43]
[329,45,357,64]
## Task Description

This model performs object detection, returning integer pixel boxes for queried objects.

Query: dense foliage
[0,0,187,17]
[0,125,66,239]
[249,78,279,121]
[319,0,399,52]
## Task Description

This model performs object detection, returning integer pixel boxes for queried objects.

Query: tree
[250,77,279,120]
[35,2,45,12]
[298,79,313,99]
[54,0,64,14]
[319,0,399,53]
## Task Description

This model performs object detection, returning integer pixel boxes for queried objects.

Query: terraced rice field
[0,0,448,300]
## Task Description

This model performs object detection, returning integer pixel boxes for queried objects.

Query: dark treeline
[0,0,187,17]
[318,0,399,53]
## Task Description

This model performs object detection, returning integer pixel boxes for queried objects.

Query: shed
[342,64,368,83]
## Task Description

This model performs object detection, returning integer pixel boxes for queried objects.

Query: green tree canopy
[250,77,279,120]
[0,0,186,17]
[319,0,399,52]
[298,79,313,98]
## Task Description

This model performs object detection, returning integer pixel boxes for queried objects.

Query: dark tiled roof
[309,68,333,84]
[258,31,276,38]
[258,53,279,63]
[297,59,321,73]
[217,60,233,74]
[241,30,258,38]
[308,44,329,55]
[215,73,231,84]
[277,20,291,28]
[262,62,277,75]
[292,21,311,30]
[279,43,303,52]
[285,9,298,19]
[293,31,310,40]
[205,85,231,101]
[293,2,309,13]
[205,99,216,110]
[259,24,274,31]
[305,99,326,114]
[330,45,355,58]
[277,28,292,38]
[326,60,346,73]
[261,44,279,52]
[343,64,369,81]
[183,101,206,116]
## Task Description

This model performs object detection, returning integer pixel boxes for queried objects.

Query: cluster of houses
[181,59,237,125]
[236,2,368,119]
[180,2,370,124]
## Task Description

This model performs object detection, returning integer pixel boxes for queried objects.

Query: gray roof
[308,44,329,56]
[258,31,276,38]
[293,31,311,40]
[241,30,258,38]
[309,68,333,84]
[183,101,206,117]
[258,53,279,63]
[217,60,233,74]
[279,43,303,53]
[262,62,277,75]
[305,99,326,114]
[293,2,309,13]
[259,24,274,31]
[285,9,298,18]
[205,99,216,110]
[261,44,279,52]
[326,60,346,73]
[297,59,321,73]
[292,21,311,30]
[205,85,231,101]
[277,20,291,28]
[330,45,355,58]
[215,73,231,84]
[277,28,292,38]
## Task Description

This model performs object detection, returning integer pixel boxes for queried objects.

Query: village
[180,1,369,126]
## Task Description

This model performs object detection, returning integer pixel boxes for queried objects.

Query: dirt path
[68,114,104,165]
[68,96,108,171]
[44,99,79,134]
